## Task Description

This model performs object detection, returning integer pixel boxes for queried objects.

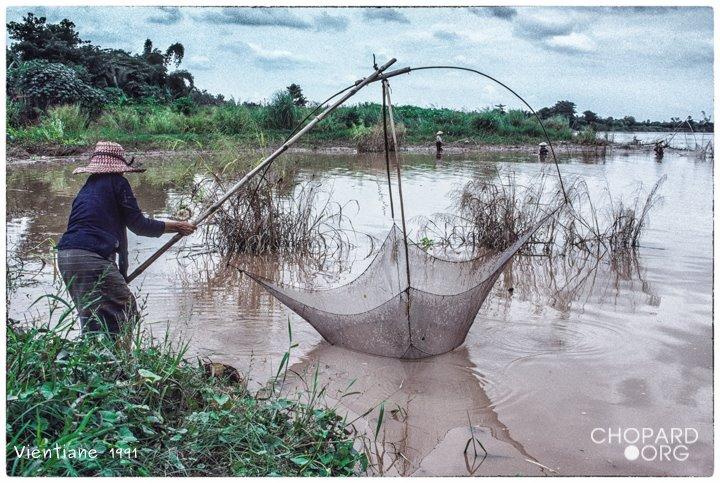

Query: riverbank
[6,310,369,477]
[7,139,618,165]
[6,99,579,160]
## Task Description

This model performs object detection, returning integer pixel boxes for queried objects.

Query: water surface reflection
[5,147,713,475]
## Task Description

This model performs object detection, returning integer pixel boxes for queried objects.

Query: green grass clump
[10,104,89,146]
[6,309,367,476]
[209,105,256,135]
[97,106,143,133]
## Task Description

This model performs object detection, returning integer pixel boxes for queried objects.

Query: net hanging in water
[243,216,551,359]
[243,77,554,359]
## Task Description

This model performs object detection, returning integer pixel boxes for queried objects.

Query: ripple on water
[480,313,629,364]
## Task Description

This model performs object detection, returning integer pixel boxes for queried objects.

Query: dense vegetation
[7,12,709,155]
[6,309,368,476]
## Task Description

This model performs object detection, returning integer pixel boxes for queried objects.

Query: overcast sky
[6,6,714,120]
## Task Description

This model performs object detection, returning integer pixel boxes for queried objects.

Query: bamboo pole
[126,58,398,283]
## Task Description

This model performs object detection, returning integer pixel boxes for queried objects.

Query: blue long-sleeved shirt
[57,174,165,278]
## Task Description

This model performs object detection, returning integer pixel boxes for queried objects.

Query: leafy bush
[184,110,214,135]
[541,115,573,139]
[8,60,107,115]
[22,104,90,145]
[102,87,129,106]
[265,91,297,130]
[6,99,26,128]
[471,110,502,132]
[44,104,89,134]
[171,96,197,116]
[576,125,603,145]
[6,314,368,476]
[210,105,256,134]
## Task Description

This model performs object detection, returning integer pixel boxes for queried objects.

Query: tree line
[6,12,712,134]
[536,100,713,133]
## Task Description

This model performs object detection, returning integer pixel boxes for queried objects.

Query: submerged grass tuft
[419,169,665,257]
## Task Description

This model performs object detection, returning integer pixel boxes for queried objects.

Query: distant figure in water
[56,141,196,340]
[435,131,444,156]
[654,141,665,160]
[538,142,549,160]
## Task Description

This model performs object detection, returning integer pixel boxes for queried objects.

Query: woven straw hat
[73,141,146,174]
[436,131,444,135]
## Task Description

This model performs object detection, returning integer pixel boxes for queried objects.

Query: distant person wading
[436,130,444,155]
[56,142,196,338]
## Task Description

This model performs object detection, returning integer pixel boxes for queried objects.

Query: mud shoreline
[6,140,631,165]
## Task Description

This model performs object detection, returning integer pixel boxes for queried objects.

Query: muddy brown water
[6,146,713,476]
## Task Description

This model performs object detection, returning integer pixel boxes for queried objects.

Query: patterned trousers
[57,249,137,337]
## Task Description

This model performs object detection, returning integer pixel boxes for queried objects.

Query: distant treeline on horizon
[6,12,713,136]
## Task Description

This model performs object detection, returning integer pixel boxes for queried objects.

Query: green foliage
[210,105,256,134]
[7,13,195,109]
[537,100,576,122]
[97,106,143,133]
[143,109,188,135]
[582,110,599,124]
[8,60,107,115]
[6,312,367,476]
[471,110,502,132]
[265,91,298,130]
[8,100,578,151]
[7,13,85,65]
[166,70,194,99]
[576,125,601,145]
[12,104,90,145]
[6,99,26,128]
[44,104,89,133]
[286,83,307,107]
[333,103,382,128]
[171,96,197,116]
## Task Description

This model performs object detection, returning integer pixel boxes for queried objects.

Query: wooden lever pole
[126,58,397,283]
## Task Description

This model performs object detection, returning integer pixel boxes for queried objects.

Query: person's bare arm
[164,220,196,236]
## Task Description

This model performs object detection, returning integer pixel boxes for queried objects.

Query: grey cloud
[201,8,311,29]
[314,12,349,32]
[433,30,461,42]
[362,8,410,24]
[541,43,588,56]
[570,6,685,15]
[678,48,713,68]
[514,17,578,41]
[184,56,213,71]
[148,7,182,25]
[467,6,517,20]
[510,15,595,56]
[220,42,309,70]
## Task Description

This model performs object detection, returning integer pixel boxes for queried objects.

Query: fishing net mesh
[243,214,550,359]
[243,78,556,359]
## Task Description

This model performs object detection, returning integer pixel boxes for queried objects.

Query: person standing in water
[654,141,665,160]
[436,130,444,155]
[538,142,549,160]
[56,141,196,338]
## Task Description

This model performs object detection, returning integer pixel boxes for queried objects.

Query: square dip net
[241,78,558,359]
[243,214,552,359]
